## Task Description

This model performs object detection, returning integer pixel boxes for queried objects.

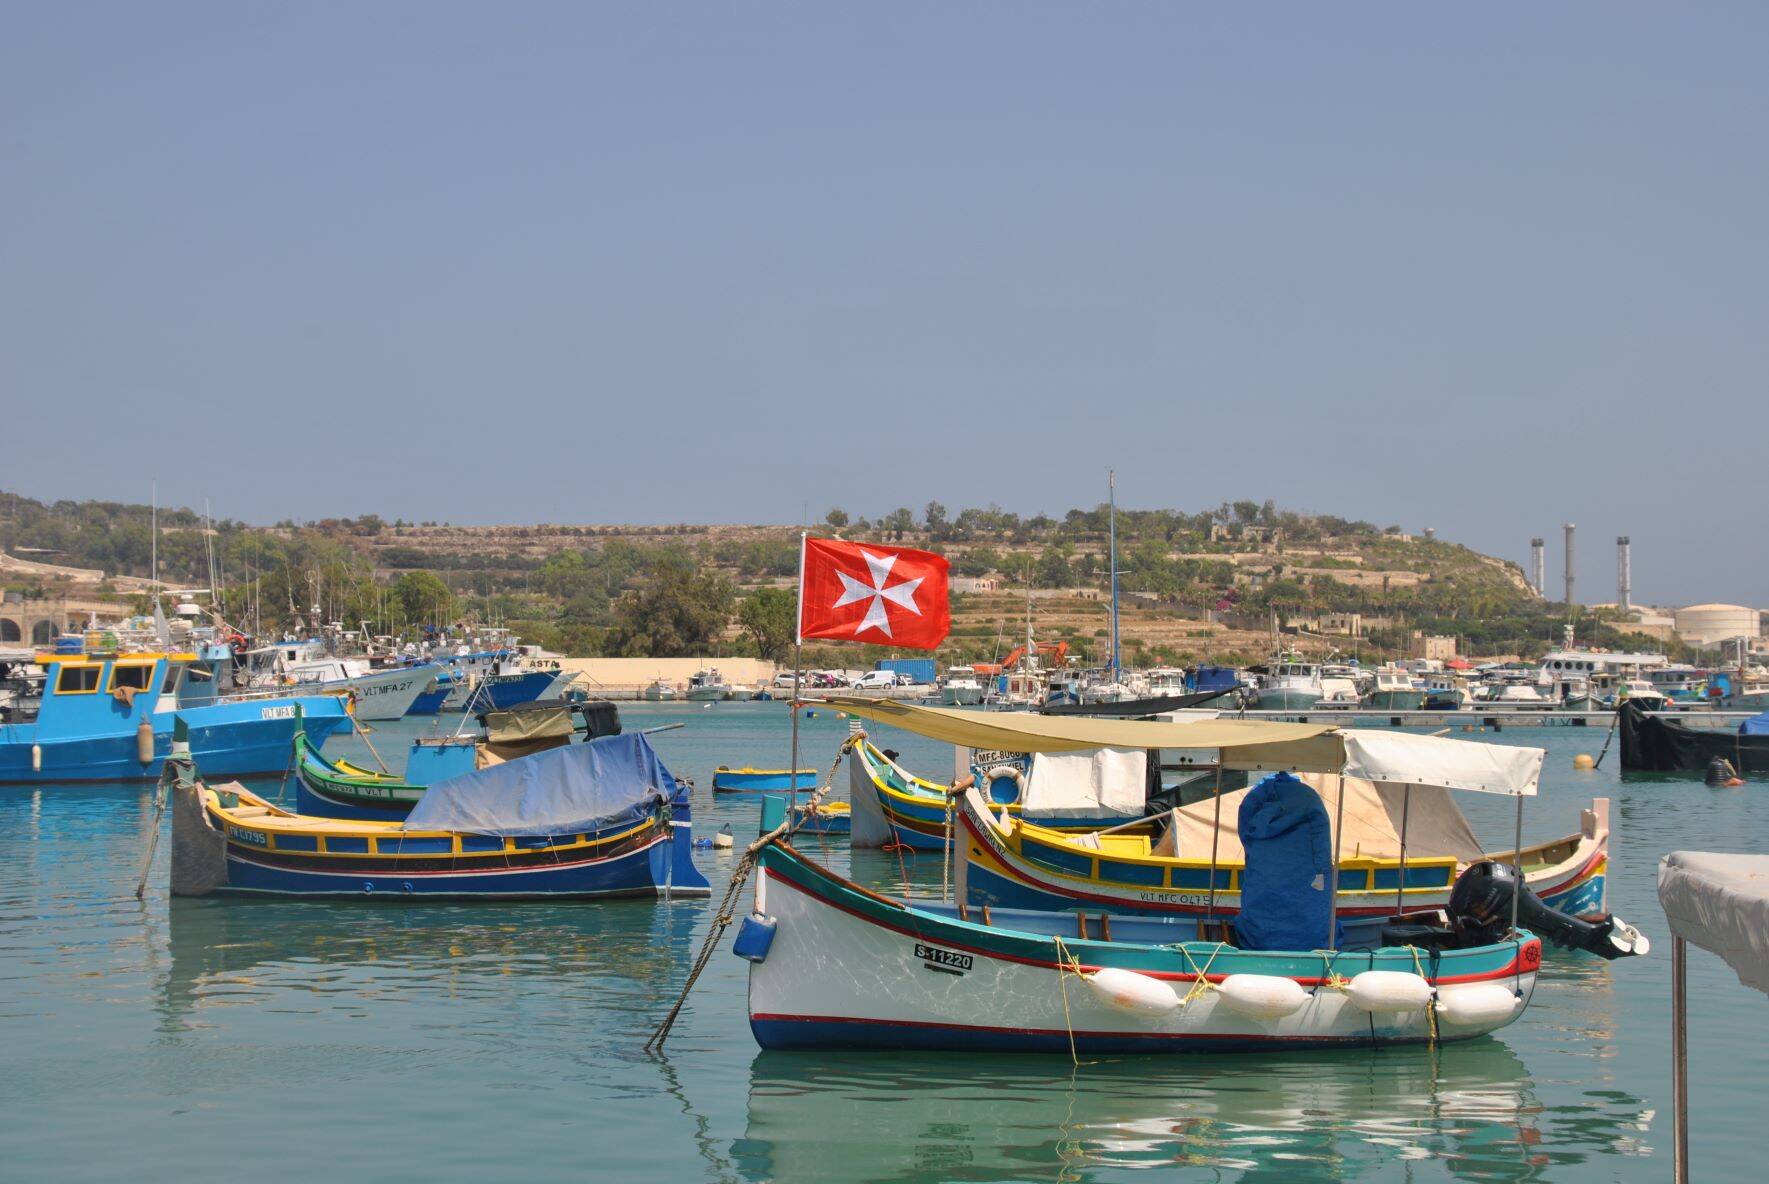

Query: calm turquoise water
[1,704,1763,1182]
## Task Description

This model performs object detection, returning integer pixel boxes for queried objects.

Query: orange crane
[973,640,1068,677]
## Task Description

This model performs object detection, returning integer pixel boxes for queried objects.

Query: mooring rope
[644,731,864,1054]
[1050,935,1092,1068]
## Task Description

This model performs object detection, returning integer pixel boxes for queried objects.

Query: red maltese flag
[798,536,950,651]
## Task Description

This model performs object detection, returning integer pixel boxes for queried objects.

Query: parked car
[804,671,841,689]
[773,671,801,688]
[851,670,898,690]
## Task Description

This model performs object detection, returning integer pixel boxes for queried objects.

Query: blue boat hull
[405,685,452,716]
[215,820,708,898]
[713,770,819,793]
[462,672,558,713]
[0,698,352,784]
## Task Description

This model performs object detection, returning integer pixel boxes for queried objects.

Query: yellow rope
[1177,941,1229,1005]
[1409,945,1439,1046]
[1050,935,1094,1068]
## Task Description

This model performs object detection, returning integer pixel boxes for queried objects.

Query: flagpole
[789,532,806,818]
[1108,469,1119,685]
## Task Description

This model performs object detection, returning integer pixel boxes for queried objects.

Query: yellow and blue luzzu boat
[171,731,710,899]
[712,766,819,794]
[846,740,1135,849]
[955,780,1613,944]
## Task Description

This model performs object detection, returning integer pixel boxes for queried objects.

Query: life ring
[982,765,1026,806]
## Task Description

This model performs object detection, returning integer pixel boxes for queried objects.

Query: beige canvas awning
[825,698,1542,796]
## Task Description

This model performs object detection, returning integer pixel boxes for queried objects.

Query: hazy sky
[5,5,1764,608]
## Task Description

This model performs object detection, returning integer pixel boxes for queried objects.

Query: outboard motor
[1448,861,1649,960]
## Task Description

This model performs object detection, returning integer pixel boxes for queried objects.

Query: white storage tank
[1673,604,1761,646]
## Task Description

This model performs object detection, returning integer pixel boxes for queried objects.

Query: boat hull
[1256,688,1322,711]
[747,843,1538,1053]
[713,768,819,794]
[0,696,351,784]
[462,670,560,713]
[174,778,710,899]
[1366,690,1428,711]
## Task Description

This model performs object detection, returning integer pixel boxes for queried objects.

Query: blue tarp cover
[402,733,677,836]
[1235,771,1340,951]
[1741,712,1769,737]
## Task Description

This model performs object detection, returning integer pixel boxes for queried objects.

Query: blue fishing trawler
[0,647,351,784]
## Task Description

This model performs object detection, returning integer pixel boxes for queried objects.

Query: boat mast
[1108,469,1119,685]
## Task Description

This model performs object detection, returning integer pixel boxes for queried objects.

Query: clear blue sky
[5,4,1764,608]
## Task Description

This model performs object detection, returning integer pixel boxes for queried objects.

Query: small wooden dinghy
[711,766,819,794]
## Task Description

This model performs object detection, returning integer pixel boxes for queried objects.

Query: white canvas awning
[1022,748,1147,819]
[1659,851,1769,994]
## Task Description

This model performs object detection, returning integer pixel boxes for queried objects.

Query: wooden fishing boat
[956,784,1612,940]
[847,739,1135,849]
[712,766,819,794]
[292,729,440,820]
[171,732,710,899]
[740,822,1542,1054]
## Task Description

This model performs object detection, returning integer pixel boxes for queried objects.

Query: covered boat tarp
[826,697,1545,795]
[1236,772,1337,951]
[1038,689,1232,717]
[1153,772,1485,865]
[480,702,578,761]
[403,732,677,836]
[1620,702,1769,773]
[1658,851,1769,993]
[1741,712,1769,738]
[1022,748,1147,819]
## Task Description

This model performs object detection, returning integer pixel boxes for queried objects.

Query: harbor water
[2,703,1764,1182]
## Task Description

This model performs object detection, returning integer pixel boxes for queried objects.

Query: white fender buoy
[712,825,734,849]
[1346,970,1434,1013]
[32,743,42,772]
[1434,983,1519,1027]
[1085,967,1180,1016]
[137,720,155,764]
[1216,973,1308,1019]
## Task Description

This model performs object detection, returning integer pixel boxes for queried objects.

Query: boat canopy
[825,698,1541,796]
[1741,712,1769,737]
[1659,852,1769,993]
[402,733,676,836]
[1152,772,1485,865]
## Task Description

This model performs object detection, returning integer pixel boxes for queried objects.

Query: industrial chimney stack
[1563,524,1576,607]
[1617,536,1632,613]
[1530,538,1545,595]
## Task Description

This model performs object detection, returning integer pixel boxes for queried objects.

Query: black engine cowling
[1447,860,1649,960]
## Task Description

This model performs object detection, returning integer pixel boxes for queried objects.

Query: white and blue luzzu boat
[737,796,1555,1054]
[0,648,351,784]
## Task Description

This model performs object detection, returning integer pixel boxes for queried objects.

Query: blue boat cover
[1741,711,1769,737]
[402,733,678,836]
[1235,771,1339,951]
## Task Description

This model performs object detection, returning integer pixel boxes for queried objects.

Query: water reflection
[736,1041,1650,1183]
[157,894,705,1034]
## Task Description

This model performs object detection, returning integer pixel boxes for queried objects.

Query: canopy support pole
[1205,764,1224,934]
[1394,784,1411,917]
[1673,933,1689,1184]
[1509,790,1524,936]
[1326,773,1346,950]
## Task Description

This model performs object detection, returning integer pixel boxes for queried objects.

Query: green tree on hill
[603,554,734,657]
[737,586,797,662]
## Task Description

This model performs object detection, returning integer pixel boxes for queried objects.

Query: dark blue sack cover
[1740,711,1769,737]
[1236,770,1340,951]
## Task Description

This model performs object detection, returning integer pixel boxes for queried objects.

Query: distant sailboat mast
[1108,469,1120,684]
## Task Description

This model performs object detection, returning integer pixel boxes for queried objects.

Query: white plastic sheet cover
[1022,748,1146,819]
[1340,729,1541,796]
[1659,851,1769,994]
[402,733,674,836]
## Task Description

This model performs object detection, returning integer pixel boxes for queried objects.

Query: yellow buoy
[1573,753,1596,770]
